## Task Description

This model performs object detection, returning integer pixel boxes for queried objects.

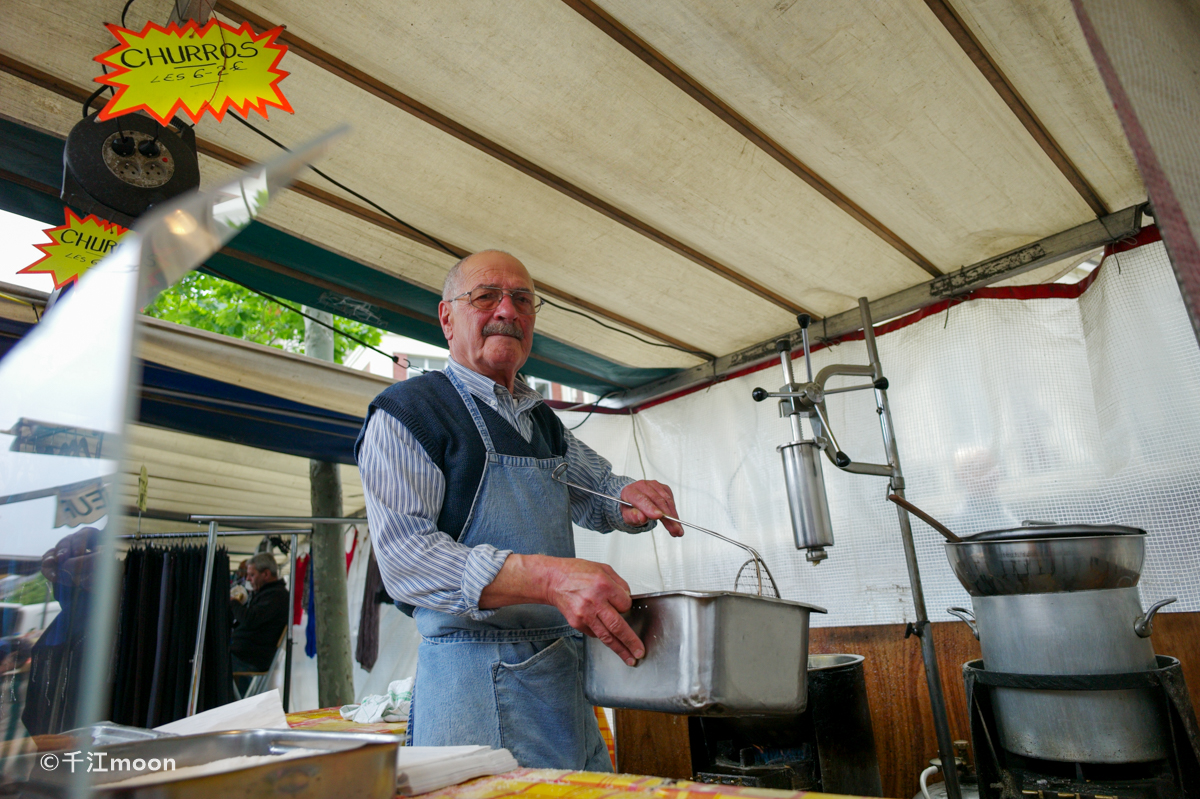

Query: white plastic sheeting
[567,240,1200,626]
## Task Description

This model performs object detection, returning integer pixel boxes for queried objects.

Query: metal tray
[584,590,826,716]
[8,729,402,799]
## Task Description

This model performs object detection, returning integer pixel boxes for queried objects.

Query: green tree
[142,272,383,364]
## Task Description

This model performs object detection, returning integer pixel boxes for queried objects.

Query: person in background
[229,553,288,680]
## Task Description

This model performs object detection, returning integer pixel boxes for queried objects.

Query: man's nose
[493,292,520,319]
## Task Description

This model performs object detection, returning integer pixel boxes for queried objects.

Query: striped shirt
[359,359,651,620]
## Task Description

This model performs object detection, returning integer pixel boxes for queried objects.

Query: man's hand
[544,559,643,666]
[230,585,249,603]
[620,481,684,537]
[480,554,645,666]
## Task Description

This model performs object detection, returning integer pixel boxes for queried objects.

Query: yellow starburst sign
[19,209,129,290]
[94,19,292,125]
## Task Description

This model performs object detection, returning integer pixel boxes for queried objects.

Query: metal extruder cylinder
[780,440,834,560]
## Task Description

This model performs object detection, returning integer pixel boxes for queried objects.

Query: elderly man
[356,250,683,770]
[230,552,288,675]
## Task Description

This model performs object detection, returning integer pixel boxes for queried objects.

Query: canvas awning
[0,0,1163,402]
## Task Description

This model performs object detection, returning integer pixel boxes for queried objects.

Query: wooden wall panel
[614,708,692,778]
[611,612,1199,799]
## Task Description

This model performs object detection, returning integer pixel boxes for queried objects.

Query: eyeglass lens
[467,288,542,314]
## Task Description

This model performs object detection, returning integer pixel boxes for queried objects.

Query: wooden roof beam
[922,0,1109,217]
[560,0,943,278]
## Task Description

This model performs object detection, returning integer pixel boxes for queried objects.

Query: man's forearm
[478,553,552,608]
[478,554,646,666]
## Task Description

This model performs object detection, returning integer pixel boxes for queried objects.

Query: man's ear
[438,300,454,341]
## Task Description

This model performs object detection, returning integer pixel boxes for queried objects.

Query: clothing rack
[116,524,314,721]
[187,515,367,715]
[118,529,310,539]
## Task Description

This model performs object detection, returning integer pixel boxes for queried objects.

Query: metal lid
[961,521,1145,542]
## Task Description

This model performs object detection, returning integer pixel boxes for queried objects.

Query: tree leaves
[142,272,383,364]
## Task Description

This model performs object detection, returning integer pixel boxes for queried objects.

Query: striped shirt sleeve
[561,427,654,534]
[358,412,509,619]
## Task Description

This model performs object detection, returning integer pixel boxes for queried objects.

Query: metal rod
[187,521,219,717]
[858,297,962,799]
[550,463,769,595]
[777,344,804,443]
[810,402,844,457]
[840,461,894,477]
[189,515,367,525]
[283,531,297,712]
[822,382,877,396]
[756,383,875,400]
[117,528,312,539]
[814,363,874,385]
[800,325,814,383]
[887,494,962,543]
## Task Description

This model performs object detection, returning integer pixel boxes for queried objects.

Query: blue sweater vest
[354,371,569,545]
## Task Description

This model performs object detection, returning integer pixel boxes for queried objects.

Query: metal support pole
[859,298,962,799]
[186,520,219,717]
[283,531,297,711]
[189,515,367,525]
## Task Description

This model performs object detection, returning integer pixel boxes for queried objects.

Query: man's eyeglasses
[453,286,545,315]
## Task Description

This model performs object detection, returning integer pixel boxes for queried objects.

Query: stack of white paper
[153,690,290,735]
[396,745,519,795]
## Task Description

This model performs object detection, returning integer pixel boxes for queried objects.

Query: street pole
[304,307,355,707]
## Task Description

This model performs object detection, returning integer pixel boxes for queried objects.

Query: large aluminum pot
[583,591,826,716]
[943,523,1175,763]
[964,587,1172,762]
[945,523,1145,595]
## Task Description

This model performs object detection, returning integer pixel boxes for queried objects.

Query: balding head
[438,250,537,392]
[443,250,532,301]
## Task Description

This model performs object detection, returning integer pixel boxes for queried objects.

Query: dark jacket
[230,578,288,671]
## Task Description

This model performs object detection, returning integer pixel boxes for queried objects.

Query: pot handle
[947,607,979,640]
[1134,597,1177,638]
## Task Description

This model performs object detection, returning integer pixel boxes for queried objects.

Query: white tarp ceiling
[0,0,1146,374]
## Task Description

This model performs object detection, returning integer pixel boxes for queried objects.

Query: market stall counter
[285,708,876,799]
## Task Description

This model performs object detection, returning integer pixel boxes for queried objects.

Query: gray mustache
[483,321,525,340]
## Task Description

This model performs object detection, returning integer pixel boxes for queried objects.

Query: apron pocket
[494,636,588,769]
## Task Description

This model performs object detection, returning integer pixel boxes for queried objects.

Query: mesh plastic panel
[562,241,1200,626]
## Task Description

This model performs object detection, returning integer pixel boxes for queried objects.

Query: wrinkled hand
[40,527,101,590]
[545,559,644,666]
[620,480,684,537]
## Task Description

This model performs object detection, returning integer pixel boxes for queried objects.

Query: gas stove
[964,657,1199,799]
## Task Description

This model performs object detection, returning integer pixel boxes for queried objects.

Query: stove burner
[963,657,1199,799]
[695,743,820,790]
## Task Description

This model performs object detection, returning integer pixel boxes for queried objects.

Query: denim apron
[408,368,611,771]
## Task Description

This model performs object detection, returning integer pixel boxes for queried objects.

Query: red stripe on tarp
[634,225,1161,412]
